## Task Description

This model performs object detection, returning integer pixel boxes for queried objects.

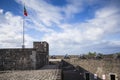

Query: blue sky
[0,0,120,55]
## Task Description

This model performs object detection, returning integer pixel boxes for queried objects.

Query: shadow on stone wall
[61,60,102,80]
[0,49,48,71]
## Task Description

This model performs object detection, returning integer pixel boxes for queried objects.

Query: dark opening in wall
[85,72,90,80]
[110,74,116,80]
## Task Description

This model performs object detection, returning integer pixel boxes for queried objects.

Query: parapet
[33,41,49,53]
[0,41,49,70]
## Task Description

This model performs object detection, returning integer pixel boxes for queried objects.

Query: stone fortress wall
[0,41,49,70]
[63,58,120,80]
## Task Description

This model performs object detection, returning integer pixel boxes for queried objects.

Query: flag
[24,6,28,16]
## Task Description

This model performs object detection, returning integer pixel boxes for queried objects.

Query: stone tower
[33,41,49,65]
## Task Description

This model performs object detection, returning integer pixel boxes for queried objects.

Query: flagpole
[22,16,25,49]
[22,4,25,49]
[22,3,28,49]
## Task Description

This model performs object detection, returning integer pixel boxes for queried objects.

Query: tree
[88,52,96,57]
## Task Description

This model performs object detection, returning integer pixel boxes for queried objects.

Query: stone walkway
[0,65,61,80]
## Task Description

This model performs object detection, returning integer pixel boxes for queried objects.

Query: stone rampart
[63,58,120,80]
[0,41,49,70]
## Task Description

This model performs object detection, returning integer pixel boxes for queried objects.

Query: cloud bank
[0,0,120,55]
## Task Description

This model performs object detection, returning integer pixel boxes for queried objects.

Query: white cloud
[84,27,103,40]
[0,9,3,14]
[0,0,120,55]
[0,9,36,48]
[41,4,120,54]
[24,0,63,26]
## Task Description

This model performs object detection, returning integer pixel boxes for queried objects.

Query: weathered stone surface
[63,58,120,80]
[0,41,49,70]
[0,65,61,80]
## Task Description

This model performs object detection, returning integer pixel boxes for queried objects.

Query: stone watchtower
[33,41,49,66]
